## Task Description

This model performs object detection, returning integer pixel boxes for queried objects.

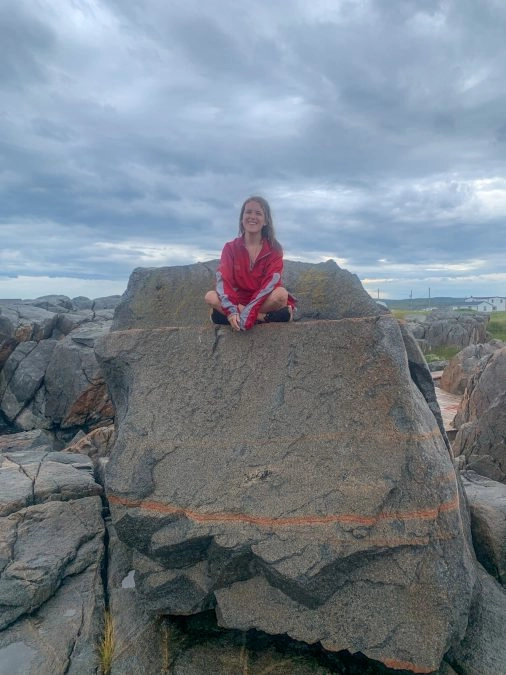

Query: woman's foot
[264,306,292,323]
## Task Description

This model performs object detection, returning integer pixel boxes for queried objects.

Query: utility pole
[428,287,431,310]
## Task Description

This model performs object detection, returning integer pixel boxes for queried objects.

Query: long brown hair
[238,196,282,251]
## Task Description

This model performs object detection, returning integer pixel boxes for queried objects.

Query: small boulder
[462,471,506,586]
[440,341,503,395]
[453,346,506,483]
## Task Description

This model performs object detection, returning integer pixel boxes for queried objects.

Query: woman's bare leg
[206,287,291,323]
[258,287,290,321]
[204,290,225,313]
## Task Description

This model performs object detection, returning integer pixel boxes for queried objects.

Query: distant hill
[383,297,466,310]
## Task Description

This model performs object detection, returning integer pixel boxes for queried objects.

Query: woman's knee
[205,290,219,306]
[261,287,288,312]
[272,286,288,308]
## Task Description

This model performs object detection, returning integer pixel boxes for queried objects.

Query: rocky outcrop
[440,341,503,395]
[447,565,506,675]
[462,471,506,586]
[111,259,386,331]
[110,260,449,449]
[96,313,476,674]
[0,305,58,368]
[453,346,506,483]
[0,431,105,673]
[0,300,115,441]
[404,310,489,353]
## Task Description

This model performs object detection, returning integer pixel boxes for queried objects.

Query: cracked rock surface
[0,429,105,674]
[453,345,506,483]
[97,315,477,674]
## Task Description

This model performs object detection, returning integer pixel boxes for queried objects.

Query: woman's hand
[228,313,240,331]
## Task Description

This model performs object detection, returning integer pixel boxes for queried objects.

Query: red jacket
[216,236,290,330]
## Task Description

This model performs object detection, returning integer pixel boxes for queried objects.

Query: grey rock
[403,311,489,352]
[71,296,93,310]
[0,495,104,630]
[0,328,114,435]
[111,259,387,331]
[462,471,506,585]
[69,321,112,348]
[0,305,58,342]
[0,560,103,674]
[55,310,94,337]
[440,341,503,395]
[96,317,476,673]
[108,588,164,675]
[93,295,122,310]
[42,333,114,432]
[427,359,449,372]
[0,340,57,422]
[104,520,165,674]
[448,565,506,675]
[0,429,55,453]
[453,346,506,483]
[28,295,73,313]
[0,305,58,369]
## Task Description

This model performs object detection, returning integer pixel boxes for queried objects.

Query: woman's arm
[239,250,283,330]
[215,243,240,319]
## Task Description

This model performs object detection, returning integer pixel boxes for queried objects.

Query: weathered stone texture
[440,341,503,395]
[462,471,506,586]
[448,565,506,675]
[453,346,506,483]
[0,496,104,630]
[0,561,103,674]
[96,317,476,673]
[111,259,386,331]
[403,311,489,353]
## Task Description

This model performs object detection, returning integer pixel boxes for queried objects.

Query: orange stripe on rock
[108,491,459,528]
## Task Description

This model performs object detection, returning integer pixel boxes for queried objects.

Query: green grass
[425,346,461,362]
[488,311,506,341]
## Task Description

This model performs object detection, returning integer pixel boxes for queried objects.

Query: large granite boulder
[111,259,386,331]
[453,345,506,483]
[96,314,476,674]
[440,341,503,395]
[109,261,448,450]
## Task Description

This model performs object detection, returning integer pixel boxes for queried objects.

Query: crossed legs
[205,287,289,322]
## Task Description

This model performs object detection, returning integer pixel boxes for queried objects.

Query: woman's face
[242,200,265,235]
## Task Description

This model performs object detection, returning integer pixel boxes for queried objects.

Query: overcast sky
[1,0,505,301]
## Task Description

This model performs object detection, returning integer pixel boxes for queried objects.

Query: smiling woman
[204,196,296,331]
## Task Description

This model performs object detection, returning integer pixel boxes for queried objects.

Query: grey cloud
[1,0,505,299]
[0,3,55,88]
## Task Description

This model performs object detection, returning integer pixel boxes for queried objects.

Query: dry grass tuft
[97,610,115,675]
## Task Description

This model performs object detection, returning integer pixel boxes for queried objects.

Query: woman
[205,196,295,331]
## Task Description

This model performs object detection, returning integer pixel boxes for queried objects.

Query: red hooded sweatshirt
[216,236,292,331]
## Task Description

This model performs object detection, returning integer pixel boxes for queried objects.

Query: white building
[464,296,506,312]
